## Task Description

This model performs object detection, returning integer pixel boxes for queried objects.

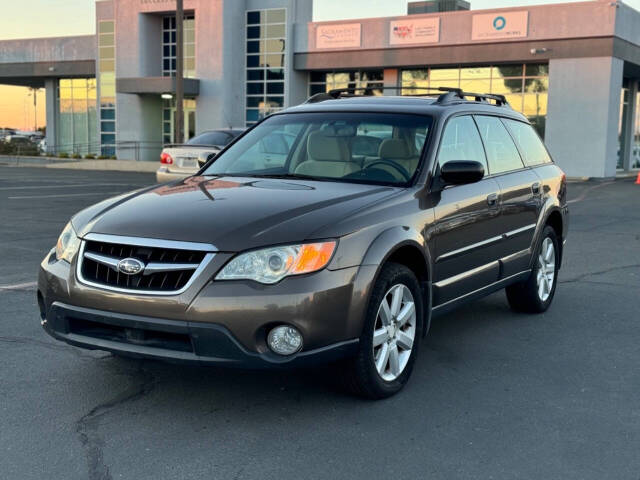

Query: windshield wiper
[223,173,336,182]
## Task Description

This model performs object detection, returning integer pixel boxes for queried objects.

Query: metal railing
[1,139,166,161]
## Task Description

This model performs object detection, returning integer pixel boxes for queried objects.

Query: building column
[383,69,399,95]
[44,78,58,154]
[545,57,624,178]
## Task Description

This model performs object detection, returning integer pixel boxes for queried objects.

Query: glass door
[617,79,630,170]
[632,85,640,170]
[162,98,197,144]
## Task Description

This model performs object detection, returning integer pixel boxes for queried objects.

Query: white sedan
[156,129,244,182]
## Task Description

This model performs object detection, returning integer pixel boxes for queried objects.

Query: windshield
[186,131,235,146]
[202,112,432,186]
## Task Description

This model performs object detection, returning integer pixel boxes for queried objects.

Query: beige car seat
[294,130,359,177]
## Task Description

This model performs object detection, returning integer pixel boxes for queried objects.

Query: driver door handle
[487,193,499,207]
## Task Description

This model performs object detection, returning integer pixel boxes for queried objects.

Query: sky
[1,0,640,129]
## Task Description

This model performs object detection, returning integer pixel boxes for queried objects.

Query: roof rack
[305,86,509,107]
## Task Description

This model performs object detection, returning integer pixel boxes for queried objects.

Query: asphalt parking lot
[1,166,639,480]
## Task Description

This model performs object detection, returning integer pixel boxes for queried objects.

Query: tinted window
[474,115,524,174]
[437,115,487,173]
[502,118,552,166]
[186,131,233,146]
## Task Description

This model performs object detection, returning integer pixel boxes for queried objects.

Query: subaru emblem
[117,257,145,275]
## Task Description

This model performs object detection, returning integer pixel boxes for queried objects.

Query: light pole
[175,0,184,144]
[27,87,39,132]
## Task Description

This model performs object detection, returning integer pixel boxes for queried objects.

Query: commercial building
[0,0,639,178]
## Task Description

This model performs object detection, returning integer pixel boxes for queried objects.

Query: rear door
[474,115,541,277]
[431,115,502,307]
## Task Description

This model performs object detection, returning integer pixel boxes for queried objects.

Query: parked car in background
[2,135,39,155]
[156,128,245,182]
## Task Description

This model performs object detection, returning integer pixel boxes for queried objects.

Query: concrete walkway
[0,155,157,172]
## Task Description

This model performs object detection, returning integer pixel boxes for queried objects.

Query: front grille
[79,237,211,294]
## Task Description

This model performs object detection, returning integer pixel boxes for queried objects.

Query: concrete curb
[0,155,157,173]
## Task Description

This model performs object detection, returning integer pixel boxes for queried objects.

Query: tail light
[160,152,173,165]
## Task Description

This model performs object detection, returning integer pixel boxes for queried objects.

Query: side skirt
[431,270,531,317]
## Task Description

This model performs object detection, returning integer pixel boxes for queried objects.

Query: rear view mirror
[440,161,484,185]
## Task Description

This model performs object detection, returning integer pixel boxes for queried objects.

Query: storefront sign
[389,17,440,45]
[471,11,528,40]
[316,23,361,49]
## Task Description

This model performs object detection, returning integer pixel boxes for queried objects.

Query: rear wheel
[339,262,424,399]
[506,225,559,313]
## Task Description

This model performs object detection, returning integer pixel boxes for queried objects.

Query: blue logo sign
[493,16,506,31]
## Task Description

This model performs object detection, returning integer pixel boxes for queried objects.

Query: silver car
[156,129,244,182]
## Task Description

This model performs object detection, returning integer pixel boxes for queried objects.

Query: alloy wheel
[372,284,416,382]
[536,237,556,302]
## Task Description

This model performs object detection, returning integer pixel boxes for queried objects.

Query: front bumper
[38,250,374,368]
[41,302,358,367]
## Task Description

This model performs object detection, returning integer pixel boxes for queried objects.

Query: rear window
[474,115,524,175]
[502,118,552,166]
[186,131,234,146]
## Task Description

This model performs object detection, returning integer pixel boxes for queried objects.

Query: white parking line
[8,191,123,200]
[0,281,37,291]
[0,183,137,191]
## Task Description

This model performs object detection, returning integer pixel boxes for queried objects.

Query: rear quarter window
[502,118,552,166]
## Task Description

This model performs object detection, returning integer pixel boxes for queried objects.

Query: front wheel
[506,225,560,313]
[339,262,424,399]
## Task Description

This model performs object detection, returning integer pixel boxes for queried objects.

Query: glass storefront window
[308,70,383,97]
[245,8,287,126]
[401,63,549,137]
[162,14,196,78]
[56,78,98,155]
[98,20,116,156]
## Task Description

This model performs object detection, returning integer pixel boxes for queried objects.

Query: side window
[502,118,552,166]
[474,115,524,174]
[437,115,488,173]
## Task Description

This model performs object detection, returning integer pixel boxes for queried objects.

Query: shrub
[71,153,82,159]
[84,154,96,159]
[110,155,117,160]
[58,152,69,158]
[97,155,109,159]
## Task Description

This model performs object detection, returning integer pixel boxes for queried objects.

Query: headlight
[55,222,81,263]
[215,241,336,284]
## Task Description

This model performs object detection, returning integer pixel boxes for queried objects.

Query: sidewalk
[0,155,157,172]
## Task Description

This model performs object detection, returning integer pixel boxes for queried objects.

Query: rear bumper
[156,167,192,183]
[41,301,359,368]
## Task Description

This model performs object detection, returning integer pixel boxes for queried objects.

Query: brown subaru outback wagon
[39,88,568,398]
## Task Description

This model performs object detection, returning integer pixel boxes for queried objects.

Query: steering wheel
[364,160,412,182]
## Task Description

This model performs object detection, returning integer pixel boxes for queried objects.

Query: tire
[506,225,560,313]
[339,262,424,399]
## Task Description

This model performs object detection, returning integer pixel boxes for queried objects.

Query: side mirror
[440,160,484,185]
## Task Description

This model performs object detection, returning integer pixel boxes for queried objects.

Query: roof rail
[304,86,509,107]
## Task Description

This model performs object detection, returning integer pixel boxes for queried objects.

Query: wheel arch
[531,205,565,270]
[360,226,433,336]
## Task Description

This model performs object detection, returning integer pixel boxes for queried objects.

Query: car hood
[72,176,398,252]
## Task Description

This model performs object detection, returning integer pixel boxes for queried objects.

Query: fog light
[267,325,303,356]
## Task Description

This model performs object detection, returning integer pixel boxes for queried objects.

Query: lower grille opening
[68,317,193,353]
